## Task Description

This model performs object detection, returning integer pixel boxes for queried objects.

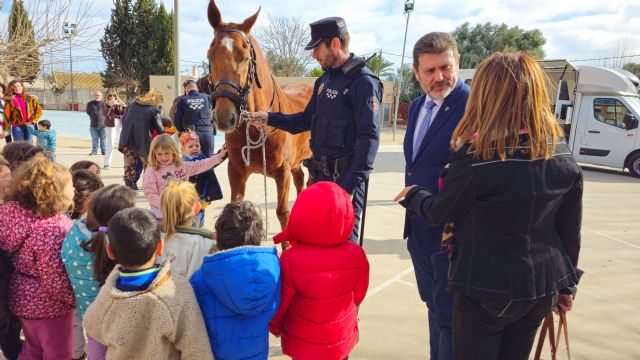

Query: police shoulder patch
[367,97,379,113]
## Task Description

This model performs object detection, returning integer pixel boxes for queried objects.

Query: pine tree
[100,0,138,97]
[101,0,174,96]
[150,4,174,80]
[8,0,41,82]
[132,0,158,92]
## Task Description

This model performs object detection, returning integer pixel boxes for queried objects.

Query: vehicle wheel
[628,153,640,178]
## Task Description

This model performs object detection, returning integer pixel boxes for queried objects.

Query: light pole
[173,0,180,98]
[63,21,77,111]
[392,0,414,141]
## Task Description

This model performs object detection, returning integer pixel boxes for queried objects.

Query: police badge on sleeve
[367,97,379,113]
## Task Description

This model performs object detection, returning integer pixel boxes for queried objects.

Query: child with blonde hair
[158,181,215,279]
[0,157,75,359]
[142,134,227,218]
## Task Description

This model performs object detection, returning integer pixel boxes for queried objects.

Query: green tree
[367,54,394,78]
[452,22,546,69]
[151,4,174,77]
[8,0,41,82]
[391,64,422,103]
[101,0,174,96]
[623,63,640,79]
[101,0,138,97]
[307,67,324,77]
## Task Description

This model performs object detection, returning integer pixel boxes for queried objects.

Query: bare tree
[255,16,314,77]
[0,0,95,83]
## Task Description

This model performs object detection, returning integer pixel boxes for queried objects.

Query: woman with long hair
[101,89,126,170]
[2,80,42,142]
[395,52,583,360]
[118,88,165,190]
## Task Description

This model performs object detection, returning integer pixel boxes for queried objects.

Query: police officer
[249,17,383,242]
[174,80,217,156]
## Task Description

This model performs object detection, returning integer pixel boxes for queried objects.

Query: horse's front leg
[228,160,249,202]
[274,165,292,251]
[291,166,305,195]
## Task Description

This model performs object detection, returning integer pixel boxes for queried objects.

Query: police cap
[305,17,348,50]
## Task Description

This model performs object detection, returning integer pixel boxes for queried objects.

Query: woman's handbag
[533,309,570,360]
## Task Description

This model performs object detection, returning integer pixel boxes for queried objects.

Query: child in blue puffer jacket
[190,201,280,360]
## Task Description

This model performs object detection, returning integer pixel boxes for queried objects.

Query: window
[593,98,631,129]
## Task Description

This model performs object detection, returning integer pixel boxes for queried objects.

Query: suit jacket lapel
[413,82,464,162]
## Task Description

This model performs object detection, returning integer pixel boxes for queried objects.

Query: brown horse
[205,0,313,234]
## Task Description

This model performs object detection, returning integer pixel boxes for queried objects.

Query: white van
[459,60,640,177]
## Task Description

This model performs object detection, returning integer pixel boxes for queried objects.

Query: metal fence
[28,88,105,112]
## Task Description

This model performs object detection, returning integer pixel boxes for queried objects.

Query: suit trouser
[452,293,554,360]
[407,234,453,360]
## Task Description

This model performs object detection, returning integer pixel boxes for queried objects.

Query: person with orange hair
[396,52,583,360]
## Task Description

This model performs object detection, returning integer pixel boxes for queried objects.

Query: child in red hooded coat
[270,181,370,360]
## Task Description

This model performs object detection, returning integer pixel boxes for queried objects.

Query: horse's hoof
[281,241,291,252]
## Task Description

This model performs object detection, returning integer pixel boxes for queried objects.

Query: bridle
[208,28,262,114]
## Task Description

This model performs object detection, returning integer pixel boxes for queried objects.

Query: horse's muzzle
[212,109,238,133]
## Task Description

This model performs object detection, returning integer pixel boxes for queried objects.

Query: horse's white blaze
[221,36,234,53]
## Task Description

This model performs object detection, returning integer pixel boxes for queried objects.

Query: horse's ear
[240,6,261,33]
[207,0,222,30]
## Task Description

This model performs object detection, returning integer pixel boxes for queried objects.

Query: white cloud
[5,0,640,74]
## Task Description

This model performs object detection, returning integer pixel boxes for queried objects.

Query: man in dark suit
[403,32,470,360]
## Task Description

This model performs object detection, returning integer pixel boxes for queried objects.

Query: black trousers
[0,315,22,360]
[452,293,554,360]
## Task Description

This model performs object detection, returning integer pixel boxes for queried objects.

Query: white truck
[459,60,640,177]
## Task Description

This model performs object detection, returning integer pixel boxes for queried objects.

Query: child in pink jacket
[142,134,227,218]
[0,157,75,359]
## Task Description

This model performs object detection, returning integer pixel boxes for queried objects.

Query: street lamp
[392,0,415,141]
[63,21,77,111]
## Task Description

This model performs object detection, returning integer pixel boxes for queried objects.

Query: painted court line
[365,266,414,300]
[583,227,640,250]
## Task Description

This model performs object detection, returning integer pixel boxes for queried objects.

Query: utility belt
[187,124,216,134]
[304,155,353,182]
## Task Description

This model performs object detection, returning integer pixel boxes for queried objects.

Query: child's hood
[273,182,354,247]
[0,202,35,253]
[198,246,280,316]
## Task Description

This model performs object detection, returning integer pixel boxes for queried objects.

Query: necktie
[413,100,436,160]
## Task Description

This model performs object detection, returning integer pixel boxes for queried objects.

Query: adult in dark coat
[249,17,382,242]
[400,32,469,360]
[396,52,583,360]
[118,89,165,190]
[86,91,106,155]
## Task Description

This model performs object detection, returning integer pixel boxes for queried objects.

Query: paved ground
[2,128,639,359]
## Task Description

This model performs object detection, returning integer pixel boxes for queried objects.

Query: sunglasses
[107,94,115,98]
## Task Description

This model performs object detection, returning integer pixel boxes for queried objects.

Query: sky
[2,0,640,75]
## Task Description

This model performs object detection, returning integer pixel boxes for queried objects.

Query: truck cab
[542,60,640,177]
[459,60,640,177]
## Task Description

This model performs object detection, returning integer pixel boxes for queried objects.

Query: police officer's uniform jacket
[174,90,214,132]
[268,54,383,194]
